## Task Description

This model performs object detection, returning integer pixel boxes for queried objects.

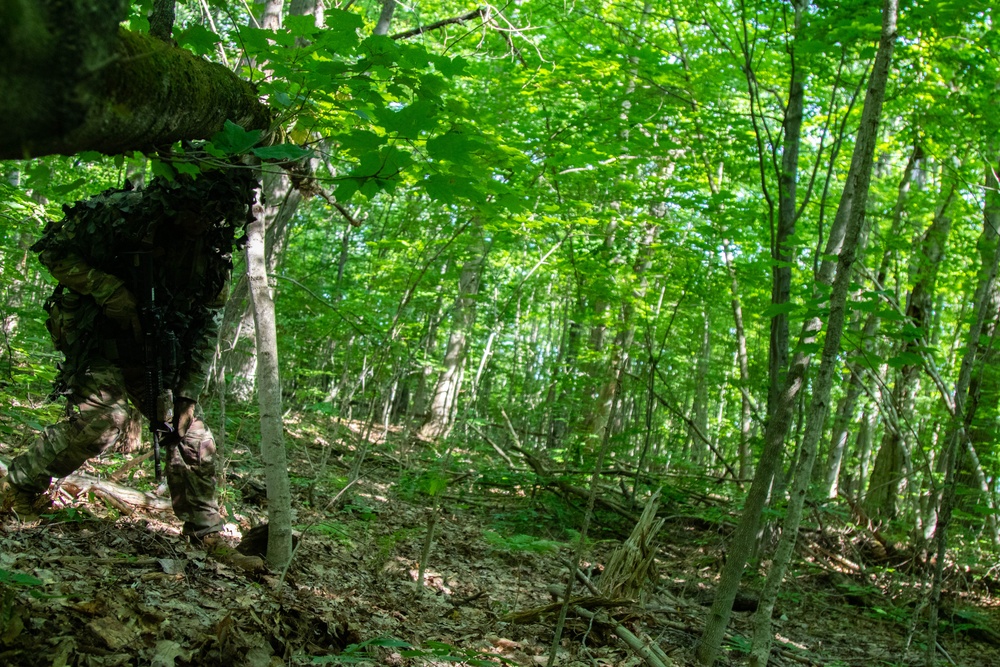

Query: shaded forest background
[1,0,1000,665]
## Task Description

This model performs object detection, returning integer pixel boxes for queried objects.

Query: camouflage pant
[7,359,222,536]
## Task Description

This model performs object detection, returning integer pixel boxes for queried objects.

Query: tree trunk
[417,229,486,441]
[211,1,317,403]
[866,177,955,519]
[744,2,899,663]
[697,0,899,661]
[1,1,270,159]
[246,193,293,569]
[823,144,920,498]
[374,0,398,36]
[723,239,753,480]
[767,2,805,418]
[925,154,1000,664]
[582,224,657,446]
[688,311,711,465]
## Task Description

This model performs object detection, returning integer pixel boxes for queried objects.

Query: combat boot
[0,478,44,521]
[190,531,266,573]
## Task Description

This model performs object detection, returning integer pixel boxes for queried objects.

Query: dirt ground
[1,415,998,667]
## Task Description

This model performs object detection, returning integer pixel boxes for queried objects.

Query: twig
[546,585,672,667]
[650,380,742,485]
[448,591,486,608]
[469,424,515,466]
[108,451,153,482]
[415,508,438,594]
[391,8,486,40]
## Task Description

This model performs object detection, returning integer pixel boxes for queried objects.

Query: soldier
[0,165,256,548]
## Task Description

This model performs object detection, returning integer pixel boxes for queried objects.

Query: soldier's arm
[39,248,139,329]
[38,248,127,305]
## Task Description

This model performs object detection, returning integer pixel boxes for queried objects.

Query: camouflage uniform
[5,168,255,537]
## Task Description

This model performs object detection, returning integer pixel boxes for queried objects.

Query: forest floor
[1,411,999,667]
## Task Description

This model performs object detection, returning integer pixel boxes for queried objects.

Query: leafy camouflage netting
[31,165,258,393]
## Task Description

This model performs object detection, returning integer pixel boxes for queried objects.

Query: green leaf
[359,34,401,67]
[337,131,385,157]
[173,162,202,177]
[285,14,321,39]
[176,24,220,56]
[427,129,482,164]
[375,99,438,139]
[25,163,50,190]
[0,569,44,587]
[761,301,798,318]
[432,54,468,77]
[336,178,361,201]
[210,120,263,155]
[149,159,176,181]
[50,178,88,196]
[887,351,922,368]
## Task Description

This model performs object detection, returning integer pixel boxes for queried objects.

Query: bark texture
[246,203,293,569]
[0,0,270,159]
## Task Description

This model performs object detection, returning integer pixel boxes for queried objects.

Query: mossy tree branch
[0,0,271,159]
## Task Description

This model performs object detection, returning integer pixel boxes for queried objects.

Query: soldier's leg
[165,404,223,538]
[7,363,129,496]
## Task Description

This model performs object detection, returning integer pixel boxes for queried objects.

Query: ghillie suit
[3,165,256,537]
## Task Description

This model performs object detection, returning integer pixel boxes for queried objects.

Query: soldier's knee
[66,401,130,453]
[171,421,217,470]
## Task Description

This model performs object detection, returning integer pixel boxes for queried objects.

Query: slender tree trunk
[259,0,283,30]
[926,154,1000,665]
[697,0,899,662]
[956,260,1000,543]
[547,290,585,449]
[745,3,899,661]
[212,0,317,403]
[246,192,292,569]
[582,224,657,444]
[688,310,711,465]
[417,229,486,440]
[823,144,920,498]
[768,0,806,418]
[846,402,877,498]
[412,302,444,418]
[374,0,398,36]
[866,177,955,519]
[723,239,753,480]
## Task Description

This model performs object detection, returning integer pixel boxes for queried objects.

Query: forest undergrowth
[0,409,998,667]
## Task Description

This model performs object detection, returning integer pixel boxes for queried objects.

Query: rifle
[133,251,175,482]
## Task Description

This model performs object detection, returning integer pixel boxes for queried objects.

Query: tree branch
[1,1,270,159]
[391,8,486,41]
[149,0,177,41]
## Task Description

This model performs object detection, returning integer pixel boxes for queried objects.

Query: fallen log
[58,474,172,514]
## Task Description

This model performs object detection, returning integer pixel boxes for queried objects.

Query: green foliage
[307,521,354,546]
[0,570,43,591]
[397,469,449,500]
[724,633,752,655]
[482,530,563,554]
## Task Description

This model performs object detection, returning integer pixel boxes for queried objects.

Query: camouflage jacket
[32,168,256,401]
